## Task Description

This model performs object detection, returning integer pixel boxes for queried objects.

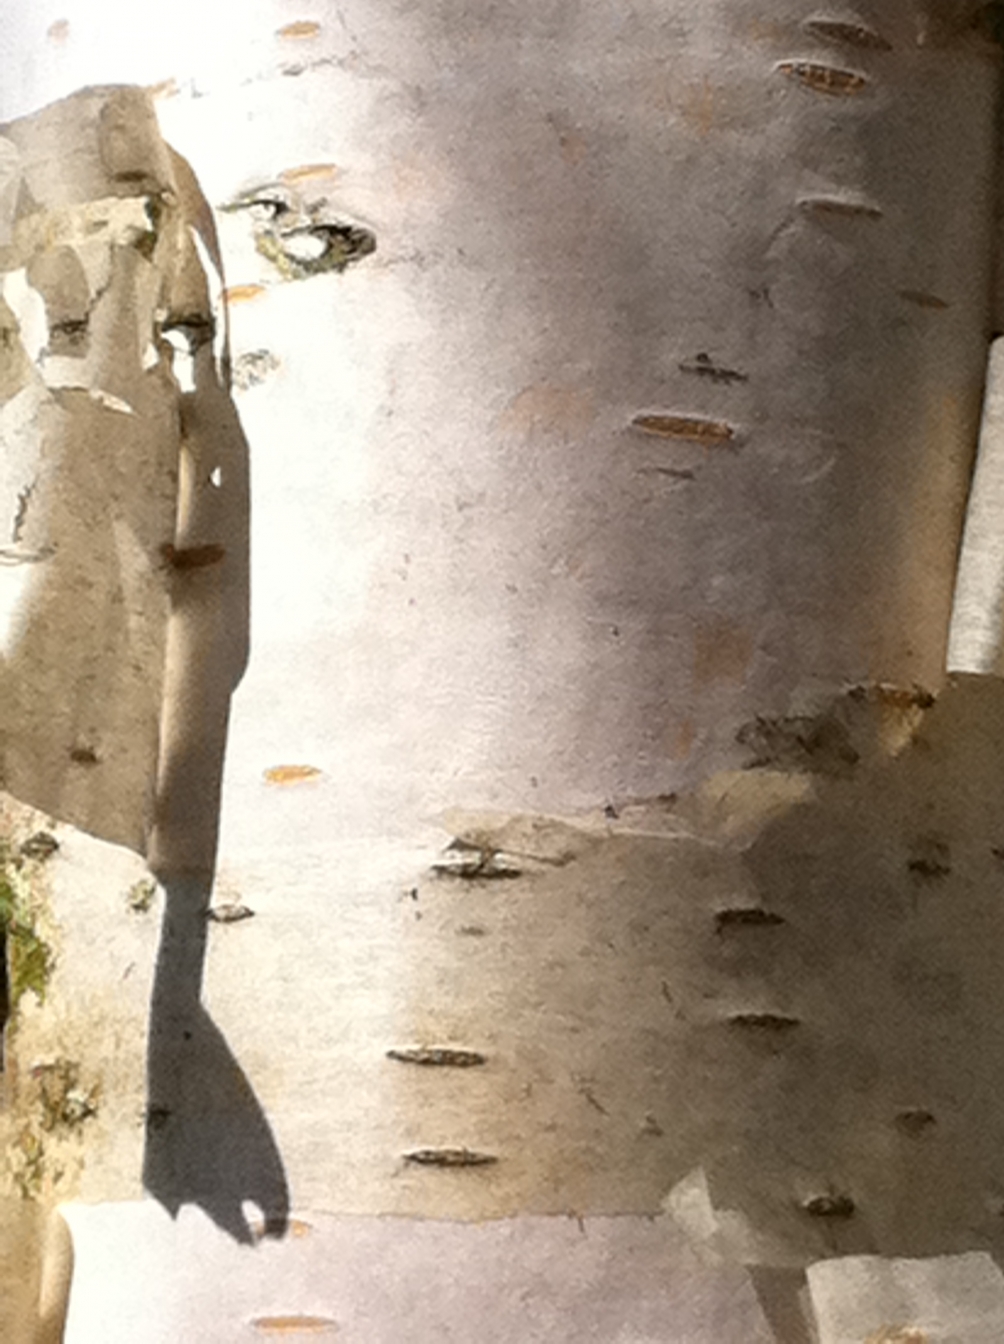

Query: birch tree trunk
[3,2,1004,1341]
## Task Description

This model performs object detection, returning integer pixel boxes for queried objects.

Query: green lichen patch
[126,877,157,913]
[0,843,54,1011]
[10,1126,46,1200]
[7,1059,99,1201]
[31,1058,99,1133]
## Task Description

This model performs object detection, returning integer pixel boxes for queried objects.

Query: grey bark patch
[891,958,963,1016]
[736,712,859,774]
[232,349,279,391]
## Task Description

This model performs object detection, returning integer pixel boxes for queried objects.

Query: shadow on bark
[144,887,290,1245]
[142,163,290,1242]
[738,675,1004,1271]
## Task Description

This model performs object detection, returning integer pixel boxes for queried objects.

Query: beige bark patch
[252,1318,339,1336]
[865,1329,927,1344]
[693,621,753,687]
[262,764,322,785]
[687,768,815,842]
[224,283,266,305]
[499,384,595,440]
[631,413,735,446]
[667,717,696,761]
[146,79,179,101]
[679,75,718,136]
[280,164,339,187]
[276,21,322,40]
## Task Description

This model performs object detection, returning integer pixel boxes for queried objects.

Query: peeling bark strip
[630,414,735,445]
[802,19,892,51]
[0,85,250,856]
[386,1048,486,1067]
[776,61,868,95]
[403,1149,498,1168]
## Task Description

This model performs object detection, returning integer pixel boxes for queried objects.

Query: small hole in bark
[69,745,99,765]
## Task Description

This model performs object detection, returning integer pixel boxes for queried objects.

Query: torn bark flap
[0,88,249,855]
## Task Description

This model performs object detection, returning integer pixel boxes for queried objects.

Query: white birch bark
[2,3,1004,1342]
